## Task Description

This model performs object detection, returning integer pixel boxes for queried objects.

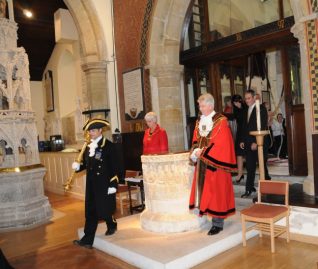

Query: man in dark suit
[72,119,121,249]
[239,90,270,198]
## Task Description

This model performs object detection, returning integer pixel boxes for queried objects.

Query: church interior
[0,0,318,268]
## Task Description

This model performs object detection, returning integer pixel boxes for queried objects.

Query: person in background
[223,96,233,114]
[239,90,271,198]
[271,113,287,159]
[72,119,121,249]
[143,112,168,155]
[232,94,246,183]
[189,93,237,235]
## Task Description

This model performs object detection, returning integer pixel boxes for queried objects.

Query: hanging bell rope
[263,54,284,116]
[271,85,285,116]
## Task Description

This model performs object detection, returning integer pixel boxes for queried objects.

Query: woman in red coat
[143,112,168,155]
[189,93,237,235]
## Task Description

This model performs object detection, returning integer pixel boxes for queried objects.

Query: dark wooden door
[288,104,308,175]
[281,46,308,176]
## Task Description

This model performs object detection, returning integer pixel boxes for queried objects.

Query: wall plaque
[123,67,145,120]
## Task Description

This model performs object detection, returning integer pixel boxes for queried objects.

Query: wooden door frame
[280,47,308,176]
[280,47,293,175]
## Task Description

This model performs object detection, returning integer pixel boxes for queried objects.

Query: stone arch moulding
[63,0,107,63]
[62,0,111,121]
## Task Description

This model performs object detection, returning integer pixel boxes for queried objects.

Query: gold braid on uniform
[110,175,119,183]
[101,137,106,147]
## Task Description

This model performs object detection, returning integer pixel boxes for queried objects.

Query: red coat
[189,113,237,218]
[143,124,168,154]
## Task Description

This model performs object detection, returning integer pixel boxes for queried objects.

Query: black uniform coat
[79,136,119,219]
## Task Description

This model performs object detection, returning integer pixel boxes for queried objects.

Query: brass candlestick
[249,130,270,181]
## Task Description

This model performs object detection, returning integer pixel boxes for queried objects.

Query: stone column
[148,65,186,152]
[140,152,206,233]
[81,61,109,110]
[291,20,315,195]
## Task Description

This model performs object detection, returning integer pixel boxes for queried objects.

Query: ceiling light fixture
[23,9,33,18]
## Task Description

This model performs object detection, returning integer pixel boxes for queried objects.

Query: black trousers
[245,139,270,191]
[81,214,116,245]
[81,189,116,245]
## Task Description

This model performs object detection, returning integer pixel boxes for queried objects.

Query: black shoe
[265,176,271,180]
[241,187,257,198]
[105,227,117,236]
[241,191,252,198]
[105,224,117,236]
[73,240,93,249]
[207,226,223,235]
[235,175,244,183]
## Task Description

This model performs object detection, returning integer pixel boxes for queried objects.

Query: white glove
[107,187,117,195]
[190,148,200,163]
[72,162,80,171]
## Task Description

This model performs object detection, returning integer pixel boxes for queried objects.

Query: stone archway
[63,0,109,111]
[63,0,107,63]
[148,0,191,152]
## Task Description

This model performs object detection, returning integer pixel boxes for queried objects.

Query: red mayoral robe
[189,113,237,218]
[143,124,168,155]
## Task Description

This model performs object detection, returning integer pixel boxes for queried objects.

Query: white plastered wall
[30,81,45,141]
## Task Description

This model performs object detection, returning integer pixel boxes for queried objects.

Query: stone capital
[290,22,306,43]
[81,61,107,72]
[145,64,184,77]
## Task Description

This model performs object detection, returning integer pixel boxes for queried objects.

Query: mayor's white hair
[198,93,215,106]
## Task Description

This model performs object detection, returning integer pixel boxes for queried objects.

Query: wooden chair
[116,170,140,215]
[240,180,290,253]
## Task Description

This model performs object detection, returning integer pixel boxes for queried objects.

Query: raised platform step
[78,197,318,269]
[79,198,256,269]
